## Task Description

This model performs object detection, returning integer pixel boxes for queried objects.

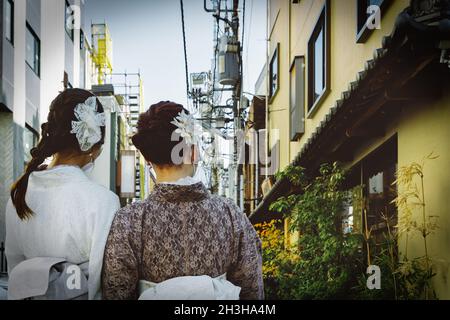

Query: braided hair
[10,89,105,220]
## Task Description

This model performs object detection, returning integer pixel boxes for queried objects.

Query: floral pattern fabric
[102,182,264,300]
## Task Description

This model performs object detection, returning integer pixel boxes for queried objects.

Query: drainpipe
[265,0,270,181]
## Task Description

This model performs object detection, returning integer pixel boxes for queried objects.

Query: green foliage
[269,163,363,299]
[255,220,299,300]
[262,155,440,300]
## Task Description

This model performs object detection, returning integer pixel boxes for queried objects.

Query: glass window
[26,23,40,76]
[363,137,398,248]
[313,29,324,100]
[269,45,279,99]
[307,1,329,113]
[80,29,85,50]
[23,126,38,167]
[5,0,14,44]
[343,136,398,254]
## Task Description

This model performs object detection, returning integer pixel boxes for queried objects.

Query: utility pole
[232,0,244,210]
[203,0,244,206]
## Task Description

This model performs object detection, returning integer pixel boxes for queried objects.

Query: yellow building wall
[269,0,410,168]
[268,0,291,169]
[268,0,450,299]
[397,91,450,299]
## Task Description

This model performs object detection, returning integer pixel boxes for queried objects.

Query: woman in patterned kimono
[102,101,264,300]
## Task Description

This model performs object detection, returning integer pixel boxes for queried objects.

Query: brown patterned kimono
[101,182,264,300]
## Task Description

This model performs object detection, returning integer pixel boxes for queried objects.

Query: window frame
[307,0,330,118]
[80,29,85,50]
[343,135,398,252]
[269,43,280,102]
[290,56,306,141]
[25,22,41,77]
[23,124,39,167]
[5,0,14,45]
[356,0,392,43]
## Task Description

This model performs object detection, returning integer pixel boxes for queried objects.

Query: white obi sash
[8,257,89,300]
[138,274,241,300]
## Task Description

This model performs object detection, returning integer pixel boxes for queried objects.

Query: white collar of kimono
[29,165,89,187]
[160,176,200,186]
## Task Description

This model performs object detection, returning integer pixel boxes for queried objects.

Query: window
[26,23,40,76]
[344,136,398,251]
[307,0,330,115]
[356,0,391,43]
[65,0,74,41]
[5,0,14,44]
[23,125,38,167]
[80,29,85,50]
[363,139,397,248]
[290,56,305,141]
[269,44,280,100]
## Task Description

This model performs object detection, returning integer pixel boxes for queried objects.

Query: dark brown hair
[132,101,189,166]
[10,89,105,220]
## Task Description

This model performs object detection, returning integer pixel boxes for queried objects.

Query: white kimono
[5,165,120,300]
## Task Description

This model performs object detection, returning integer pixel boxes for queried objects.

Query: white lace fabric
[70,96,106,152]
[170,110,203,146]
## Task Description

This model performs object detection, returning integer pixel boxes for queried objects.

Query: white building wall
[40,0,65,124]
[86,96,119,190]
[13,0,26,128]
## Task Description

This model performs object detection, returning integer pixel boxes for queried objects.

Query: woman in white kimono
[5,89,120,300]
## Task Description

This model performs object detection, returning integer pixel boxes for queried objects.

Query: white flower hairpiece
[170,110,202,146]
[70,96,106,152]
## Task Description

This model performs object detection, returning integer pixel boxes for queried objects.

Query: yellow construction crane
[91,23,113,85]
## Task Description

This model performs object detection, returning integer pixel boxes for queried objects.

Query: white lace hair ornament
[70,96,106,152]
[170,110,202,146]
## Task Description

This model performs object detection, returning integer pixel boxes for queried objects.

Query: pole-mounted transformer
[218,34,240,86]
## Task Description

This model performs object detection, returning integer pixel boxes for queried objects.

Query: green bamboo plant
[392,152,439,299]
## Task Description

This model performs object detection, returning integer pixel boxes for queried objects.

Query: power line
[212,0,221,105]
[179,0,190,106]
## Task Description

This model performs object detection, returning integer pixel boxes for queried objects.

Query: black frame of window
[290,56,306,141]
[23,124,39,167]
[80,29,85,50]
[6,0,14,45]
[356,0,392,43]
[269,43,280,102]
[25,22,40,77]
[65,0,74,41]
[307,0,330,117]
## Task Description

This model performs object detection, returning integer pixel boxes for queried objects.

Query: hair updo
[11,89,105,220]
[132,101,189,166]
